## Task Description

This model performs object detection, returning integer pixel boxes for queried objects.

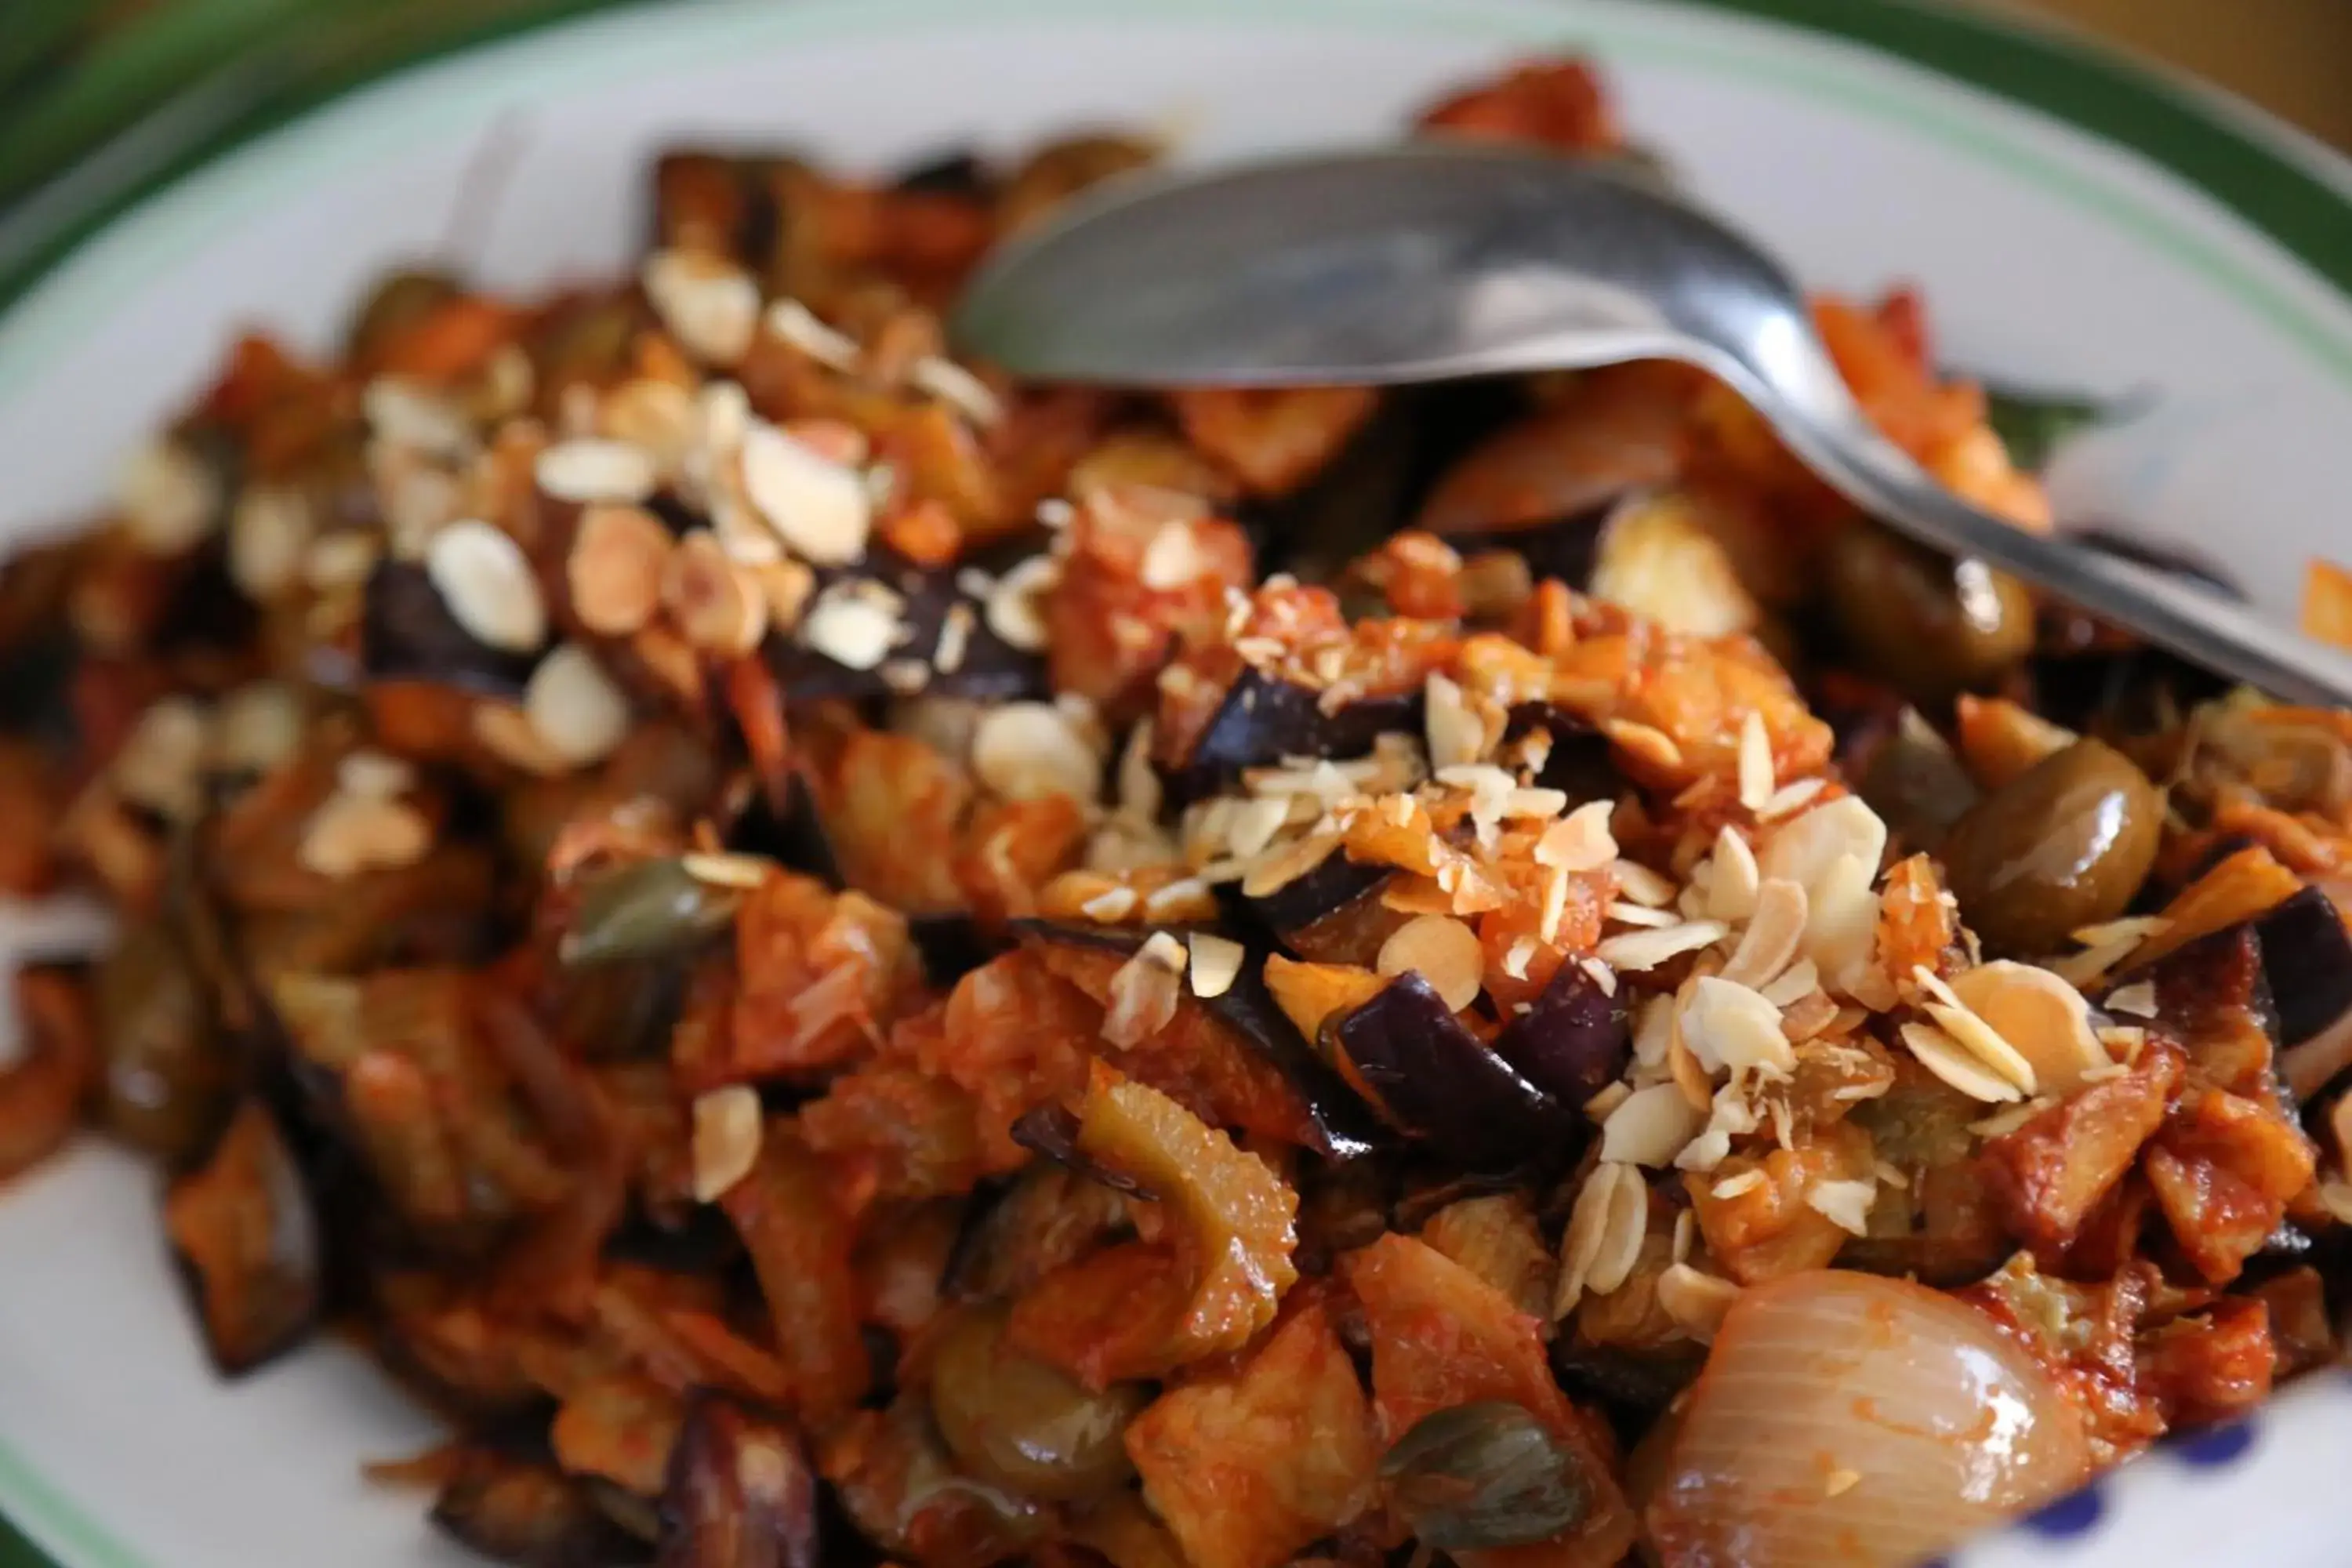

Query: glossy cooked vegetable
[1939,738,2165,954]
[1820,524,2036,702]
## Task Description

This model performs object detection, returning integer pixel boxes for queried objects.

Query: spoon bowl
[953,146,2352,708]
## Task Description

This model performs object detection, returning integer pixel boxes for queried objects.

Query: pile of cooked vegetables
[5,53,2352,1568]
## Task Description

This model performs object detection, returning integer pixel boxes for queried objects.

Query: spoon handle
[1776,408,2352,709]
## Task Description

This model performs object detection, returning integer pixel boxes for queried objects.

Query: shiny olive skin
[1940,738,2162,956]
[95,920,230,1163]
[1820,525,2036,702]
[927,1304,1149,1501]
[343,268,462,364]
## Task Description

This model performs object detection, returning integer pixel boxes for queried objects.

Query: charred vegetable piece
[1940,738,2162,955]
[2255,885,2352,1050]
[1492,960,1628,1110]
[1330,974,1562,1167]
[1011,920,1381,1160]
[162,1098,321,1374]
[95,917,231,1164]
[561,860,745,969]
[1010,1104,1158,1200]
[657,1392,818,1568]
[361,561,539,696]
[1504,703,1619,802]
[1232,852,1396,959]
[927,1302,1149,1501]
[1820,525,2036,702]
[1167,668,1420,801]
[434,1446,646,1567]
[764,550,1044,703]
[1381,1401,1592,1551]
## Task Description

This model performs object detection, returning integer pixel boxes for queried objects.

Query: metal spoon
[952,144,2352,708]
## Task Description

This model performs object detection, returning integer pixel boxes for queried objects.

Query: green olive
[559,858,742,968]
[1380,1401,1592,1551]
[1820,525,2035,702]
[95,920,230,1163]
[927,1303,1148,1502]
[1940,738,2162,956]
[343,268,462,364]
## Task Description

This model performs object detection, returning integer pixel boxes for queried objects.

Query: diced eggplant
[908,915,1000,988]
[892,148,993,198]
[1011,919,1380,1159]
[657,1392,818,1568]
[1330,973,1565,1168]
[764,546,1044,705]
[1504,702,1618,802]
[1549,1339,1705,1439]
[363,560,539,697]
[434,1446,648,1567]
[1493,960,1629,1110]
[162,1098,322,1375]
[1230,851,1396,960]
[1167,667,1420,801]
[2256,886,2352,1051]
[1009,1103,1159,1200]
[1447,491,1758,638]
[1848,706,1980,853]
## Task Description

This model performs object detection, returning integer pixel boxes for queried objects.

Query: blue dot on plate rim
[2165,1419,2257,1467]
[2022,1484,2107,1538]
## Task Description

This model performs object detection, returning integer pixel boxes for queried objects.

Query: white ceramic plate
[2,3,2350,1566]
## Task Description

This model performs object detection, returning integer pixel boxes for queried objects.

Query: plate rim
[3,2,2350,1567]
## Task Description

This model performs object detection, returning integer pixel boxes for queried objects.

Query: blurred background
[1,0,2346,307]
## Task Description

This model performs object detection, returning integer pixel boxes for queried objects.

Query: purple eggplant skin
[1504,703,1618,803]
[764,548,1043,705]
[434,1447,650,1567]
[1231,851,1394,953]
[1494,961,1630,1111]
[1330,973,1564,1169]
[1009,919,1381,1160]
[163,1097,324,1377]
[2256,886,2352,1051]
[362,561,539,697]
[658,1392,818,1568]
[1167,667,1421,803]
[1010,1104,1160,1200]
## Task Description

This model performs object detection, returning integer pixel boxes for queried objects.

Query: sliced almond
[1680,976,1795,1079]
[1424,672,1485,771]
[664,530,769,655]
[1555,1161,1647,1317]
[1657,1264,1740,1342]
[740,421,872,564]
[1104,931,1187,1047]
[800,582,902,670]
[568,504,675,636]
[116,437,222,554]
[1898,1020,2024,1103]
[643,249,761,365]
[1240,830,1341,898]
[1707,826,1762,923]
[984,554,1058,652]
[908,356,1004,426]
[1736,710,1774,811]
[227,485,314,601]
[524,644,631,768]
[971,702,1102,804]
[2103,980,2159,1018]
[535,437,659,504]
[1187,933,1246,1000]
[297,791,431,878]
[1600,1083,1705,1167]
[1596,920,1728,973]
[426,518,547,653]
[1376,914,1486,1011]
[1759,795,1887,898]
[763,298,861,368]
[691,1085,764,1203]
[681,852,773,891]
[336,749,414,801]
[1803,1178,1876,1236]
[1947,960,2106,1096]
[1718,877,1808,990]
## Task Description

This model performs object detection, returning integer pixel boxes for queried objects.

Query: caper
[343,268,462,365]
[1380,1400,1591,1551]
[1939,737,2161,956]
[1820,525,2035,702]
[95,920,230,1163]
[927,1303,1149,1502]
[559,858,741,968]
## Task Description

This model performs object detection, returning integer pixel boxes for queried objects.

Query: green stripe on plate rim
[2,2,2350,1566]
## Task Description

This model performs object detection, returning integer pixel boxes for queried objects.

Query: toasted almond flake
[1657,1265,1739,1341]
[1711,1171,1766,1200]
[1240,830,1341,898]
[1105,931,1187,1047]
[535,438,659,503]
[227,485,314,601]
[800,584,901,670]
[748,558,816,632]
[1802,853,1882,996]
[426,519,547,653]
[1597,920,1729,973]
[1501,936,1538,982]
[1424,673,1484,771]
[933,602,975,673]
[908,356,1005,426]
[644,250,760,365]
[1804,1178,1876,1236]
[1188,933,1246,1000]
[116,437,223,554]
[1144,878,1213,919]
[113,698,211,821]
[1674,1127,1733,1174]
[1968,1098,2052,1139]
[1947,961,2107,1097]
[2079,1062,2129,1083]
[1579,956,1618,996]
[1632,994,1676,1071]
[1671,1208,1693,1264]
[984,555,1058,652]
[682,852,771,890]
[599,377,697,474]
[1708,826,1761,922]
[1680,976,1795,1079]
[1736,710,1774,811]
[1036,496,1076,529]
[1606,900,1681,929]
[1585,1082,1632,1119]
[1504,787,1570,820]
[1603,718,1683,772]
[1602,1083,1705,1167]
[1555,1162,1646,1318]
[1718,877,1808,990]
[2074,915,2172,949]
[304,530,380,593]
[2104,980,2159,1018]
[298,791,432,878]
[1080,885,1139,921]
[664,530,770,655]
[1377,915,1485,1011]
[1758,958,1820,1009]
[1900,1021,2024,1103]
[524,643,632,768]
[1224,796,1294,860]
[212,683,303,775]
[1759,795,1888,898]
[691,1085,764,1203]
[336,750,414,801]
[1922,1000,2039,1094]
[471,700,572,777]
[739,421,872,565]
[568,504,675,636]
[1539,865,1571,943]
[1613,858,1677,907]
[972,702,1103,804]
[1757,777,1828,821]
[764,298,861,368]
